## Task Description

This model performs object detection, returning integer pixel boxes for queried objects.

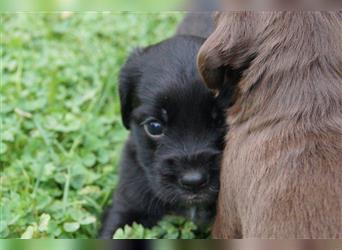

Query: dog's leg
[98,203,135,239]
[99,176,163,238]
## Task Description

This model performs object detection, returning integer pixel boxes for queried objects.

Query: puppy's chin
[181,195,209,207]
[151,181,218,208]
[179,191,218,207]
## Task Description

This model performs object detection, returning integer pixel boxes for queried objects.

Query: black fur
[99,35,227,239]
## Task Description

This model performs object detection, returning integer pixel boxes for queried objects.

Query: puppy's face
[120,36,226,208]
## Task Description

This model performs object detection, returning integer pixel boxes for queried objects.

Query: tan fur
[198,11,342,238]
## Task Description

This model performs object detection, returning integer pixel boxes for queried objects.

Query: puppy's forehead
[138,77,214,121]
[134,35,215,119]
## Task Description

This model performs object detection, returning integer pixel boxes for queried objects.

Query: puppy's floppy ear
[119,48,144,129]
[197,12,258,91]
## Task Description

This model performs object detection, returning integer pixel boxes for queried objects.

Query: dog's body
[198,12,342,238]
[99,33,226,238]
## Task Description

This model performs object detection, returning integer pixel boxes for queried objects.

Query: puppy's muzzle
[179,171,209,190]
[162,149,219,191]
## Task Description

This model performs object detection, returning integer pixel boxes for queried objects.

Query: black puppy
[99,35,226,238]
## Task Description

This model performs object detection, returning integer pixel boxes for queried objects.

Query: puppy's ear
[197,12,258,91]
[119,48,144,129]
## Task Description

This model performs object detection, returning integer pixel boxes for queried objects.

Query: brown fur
[198,11,342,238]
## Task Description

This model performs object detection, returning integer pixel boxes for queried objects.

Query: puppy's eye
[143,119,164,138]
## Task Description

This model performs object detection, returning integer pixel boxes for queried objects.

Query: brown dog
[198,12,342,238]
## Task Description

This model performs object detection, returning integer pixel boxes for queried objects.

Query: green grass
[0,12,186,238]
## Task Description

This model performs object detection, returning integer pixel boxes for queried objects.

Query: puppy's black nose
[180,171,208,190]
